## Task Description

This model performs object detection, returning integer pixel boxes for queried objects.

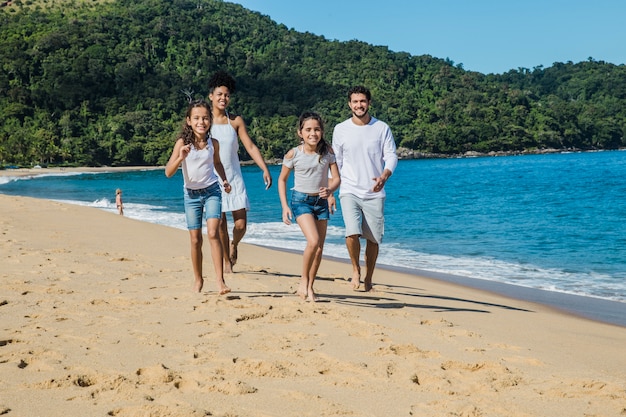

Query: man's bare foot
[193,278,204,293]
[229,242,238,266]
[350,272,361,290]
[363,280,375,292]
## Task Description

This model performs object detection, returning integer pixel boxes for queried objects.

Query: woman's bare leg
[218,213,233,273]
[229,208,247,267]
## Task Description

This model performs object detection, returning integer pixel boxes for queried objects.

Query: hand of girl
[179,144,191,159]
[223,181,232,193]
[282,208,293,225]
[263,173,273,190]
[327,195,336,214]
[319,186,331,198]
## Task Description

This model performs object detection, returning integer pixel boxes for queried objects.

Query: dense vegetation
[1,0,626,167]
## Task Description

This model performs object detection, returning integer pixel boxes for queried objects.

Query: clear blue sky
[229,0,626,74]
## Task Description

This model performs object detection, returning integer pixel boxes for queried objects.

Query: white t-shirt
[181,140,219,190]
[282,146,336,194]
[332,116,398,199]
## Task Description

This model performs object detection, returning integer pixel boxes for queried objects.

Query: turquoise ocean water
[2,151,626,319]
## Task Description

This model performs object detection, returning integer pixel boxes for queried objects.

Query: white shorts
[340,194,385,244]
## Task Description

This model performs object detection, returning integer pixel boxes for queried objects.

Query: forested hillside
[1,0,625,167]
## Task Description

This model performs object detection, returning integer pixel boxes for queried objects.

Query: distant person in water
[278,112,340,301]
[208,70,273,273]
[165,99,232,295]
[115,188,124,215]
[331,86,398,292]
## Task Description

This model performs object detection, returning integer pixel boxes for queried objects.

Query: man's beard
[352,108,368,117]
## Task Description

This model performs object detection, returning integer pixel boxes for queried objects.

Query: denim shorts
[290,190,330,221]
[183,182,222,230]
[340,193,385,243]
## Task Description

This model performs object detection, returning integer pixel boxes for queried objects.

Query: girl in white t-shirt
[165,99,232,295]
[278,112,341,301]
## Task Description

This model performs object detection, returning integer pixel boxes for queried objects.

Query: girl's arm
[328,162,341,193]
[165,138,188,178]
[278,149,295,225]
[234,116,273,189]
[322,162,341,214]
[212,139,232,193]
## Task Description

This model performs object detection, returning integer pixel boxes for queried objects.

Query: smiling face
[348,92,370,119]
[209,86,231,111]
[298,118,323,150]
[186,106,212,139]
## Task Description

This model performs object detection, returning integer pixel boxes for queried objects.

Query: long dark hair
[298,111,330,162]
[178,99,212,146]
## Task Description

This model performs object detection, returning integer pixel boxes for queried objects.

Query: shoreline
[384,262,626,328]
[2,194,625,416]
[1,166,625,328]
[255,246,626,328]
[0,165,163,178]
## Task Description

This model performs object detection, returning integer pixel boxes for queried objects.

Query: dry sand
[1,193,625,417]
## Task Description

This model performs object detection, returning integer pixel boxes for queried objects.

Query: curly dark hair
[208,70,236,93]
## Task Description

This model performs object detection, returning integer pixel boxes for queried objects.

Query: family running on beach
[165,71,398,301]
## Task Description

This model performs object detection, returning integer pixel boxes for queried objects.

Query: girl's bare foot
[306,291,318,302]
[296,281,308,300]
[217,278,231,295]
[224,261,233,274]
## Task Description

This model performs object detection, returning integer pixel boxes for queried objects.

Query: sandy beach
[1,193,625,417]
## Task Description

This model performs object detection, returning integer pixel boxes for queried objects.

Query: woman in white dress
[208,71,273,273]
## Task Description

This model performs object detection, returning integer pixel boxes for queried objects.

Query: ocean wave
[243,227,626,303]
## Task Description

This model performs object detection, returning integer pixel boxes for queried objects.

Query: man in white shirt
[332,86,398,292]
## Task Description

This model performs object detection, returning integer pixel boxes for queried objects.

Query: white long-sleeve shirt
[332,116,398,199]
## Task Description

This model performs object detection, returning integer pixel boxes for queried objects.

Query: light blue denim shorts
[340,194,385,244]
[290,190,330,221]
[183,182,222,230]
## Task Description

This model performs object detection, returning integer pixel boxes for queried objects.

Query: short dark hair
[348,85,371,101]
[208,70,236,93]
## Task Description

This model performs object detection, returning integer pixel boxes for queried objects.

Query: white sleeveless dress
[210,115,249,212]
